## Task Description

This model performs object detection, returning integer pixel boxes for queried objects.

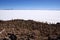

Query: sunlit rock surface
[0,19,60,40]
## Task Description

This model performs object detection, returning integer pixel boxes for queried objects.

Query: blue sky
[0,0,60,10]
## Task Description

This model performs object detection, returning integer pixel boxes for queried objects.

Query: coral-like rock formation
[0,19,60,40]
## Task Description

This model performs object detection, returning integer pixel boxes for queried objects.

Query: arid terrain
[0,19,60,40]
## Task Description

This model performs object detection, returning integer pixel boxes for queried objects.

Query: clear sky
[0,0,60,10]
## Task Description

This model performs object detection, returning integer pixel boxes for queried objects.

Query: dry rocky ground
[0,19,60,40]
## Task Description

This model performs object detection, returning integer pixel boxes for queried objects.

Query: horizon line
[0,9,60,11]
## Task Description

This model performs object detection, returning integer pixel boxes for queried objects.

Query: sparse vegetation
[0,19,60,40]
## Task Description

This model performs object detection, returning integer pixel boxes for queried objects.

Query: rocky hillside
[0,19,60,40]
